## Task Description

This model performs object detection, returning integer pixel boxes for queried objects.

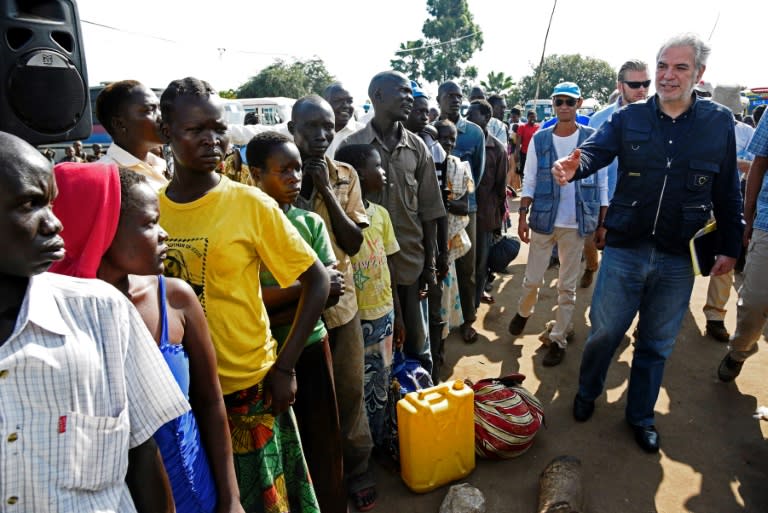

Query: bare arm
[305,158,364,256]
[743,156,768,246]
[266,259,330,414]
[126,438,174,513]
[167,279,244,513]
[388,256,405,349]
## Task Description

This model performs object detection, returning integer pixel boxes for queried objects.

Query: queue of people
[1,31,758,513]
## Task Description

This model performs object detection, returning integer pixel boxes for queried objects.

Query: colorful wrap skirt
[224,382,320,513]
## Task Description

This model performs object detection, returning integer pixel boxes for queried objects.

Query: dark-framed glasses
[623,80,651,89]
[553,98,577,107]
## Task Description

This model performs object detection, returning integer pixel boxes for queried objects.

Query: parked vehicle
[235,97,295,126]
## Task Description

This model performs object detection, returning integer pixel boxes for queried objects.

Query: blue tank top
[153,275,218,513]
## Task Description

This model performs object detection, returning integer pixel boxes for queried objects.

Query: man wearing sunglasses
[553,34,743,453]
[580,60,650,288]
[509,82,608,368]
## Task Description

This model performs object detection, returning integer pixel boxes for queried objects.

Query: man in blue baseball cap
[509,81,609,369]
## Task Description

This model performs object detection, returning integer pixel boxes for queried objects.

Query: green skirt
[225,382,320,513]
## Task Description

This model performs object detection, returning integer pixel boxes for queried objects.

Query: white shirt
[100,144,169,191]
[488,118,508,151]
[522,130,609,229]
[0,273,189,512]
[326,118,365,159]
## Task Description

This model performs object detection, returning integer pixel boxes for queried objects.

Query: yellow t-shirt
[159,176,316,395]
[350,202,400,320]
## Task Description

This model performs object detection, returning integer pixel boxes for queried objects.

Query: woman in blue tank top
[51,163,244,513]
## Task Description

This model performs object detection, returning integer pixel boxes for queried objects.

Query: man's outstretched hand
[552,148,581,186]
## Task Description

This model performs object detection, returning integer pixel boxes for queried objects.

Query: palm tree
[481,71,515,95]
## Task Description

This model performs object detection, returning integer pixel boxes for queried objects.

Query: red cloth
[48,162,121,278]
[517,122,540,154]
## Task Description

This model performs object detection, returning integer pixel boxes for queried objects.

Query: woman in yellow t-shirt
[158,77,329,513]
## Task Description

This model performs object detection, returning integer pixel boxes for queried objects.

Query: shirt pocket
[57,409,130,491]
[333,179,351,209]
[404,172,419,213]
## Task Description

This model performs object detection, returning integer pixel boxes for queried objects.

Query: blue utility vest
[528,125,600,237]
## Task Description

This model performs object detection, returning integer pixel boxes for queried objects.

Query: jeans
[577,243,694,427]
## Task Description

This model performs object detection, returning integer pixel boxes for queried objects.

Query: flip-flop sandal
[351,486,377,512]
[481,294,495,304]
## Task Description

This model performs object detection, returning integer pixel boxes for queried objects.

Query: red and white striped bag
[470,374,545,459]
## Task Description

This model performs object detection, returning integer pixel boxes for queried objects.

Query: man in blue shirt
[717,112,768,381]
[580,59,650,288]
[437,80,485,343]
[553,33,743,453]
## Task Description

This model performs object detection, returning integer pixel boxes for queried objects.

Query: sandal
[461,323,478,344]
[480,293,495,304]
[351,486,377,512]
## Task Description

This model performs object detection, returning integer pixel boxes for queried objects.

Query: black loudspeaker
[0,0,91,145]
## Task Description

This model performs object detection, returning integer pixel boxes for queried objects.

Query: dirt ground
[373,211,768,513]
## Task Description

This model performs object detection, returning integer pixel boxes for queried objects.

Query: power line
[394,31,481,54]
[80,19,291,57]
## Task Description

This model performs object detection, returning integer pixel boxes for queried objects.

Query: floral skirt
[225,382,320,513]
[361,310,394,449]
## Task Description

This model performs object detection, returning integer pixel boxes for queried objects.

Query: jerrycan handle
[417,380,466,403]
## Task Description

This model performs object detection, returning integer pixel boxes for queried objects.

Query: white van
[236,97,295,125]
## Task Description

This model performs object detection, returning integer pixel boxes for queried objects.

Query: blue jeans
[577,243,694,427]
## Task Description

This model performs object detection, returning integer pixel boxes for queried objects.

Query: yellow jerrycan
[397,380,475,493]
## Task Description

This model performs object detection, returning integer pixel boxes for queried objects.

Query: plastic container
[397,380,475,493]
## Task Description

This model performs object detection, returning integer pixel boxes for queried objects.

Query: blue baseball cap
[410,80,428,99]
[551,82,581,99]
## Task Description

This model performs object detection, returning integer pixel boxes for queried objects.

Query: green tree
[480,71,515,95]
[236,58,335,98]
[218,89,237,99]
[391,0,483,85]
[518,54,616,104]
[391,40,428,79]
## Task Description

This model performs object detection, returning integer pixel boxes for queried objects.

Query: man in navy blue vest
[508,82,608,367]
[553,34,743,453]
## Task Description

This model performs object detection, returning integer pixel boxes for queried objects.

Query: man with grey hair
[580,59,650,288]
[553,33,743,453]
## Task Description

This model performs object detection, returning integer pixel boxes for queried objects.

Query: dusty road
[374,216,768,513]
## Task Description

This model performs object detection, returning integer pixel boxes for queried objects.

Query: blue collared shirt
[588,101,621,199]
[449,117,485,213]
[748,114,768,232]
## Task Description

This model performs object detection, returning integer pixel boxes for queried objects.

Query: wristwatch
[518,206,529,214]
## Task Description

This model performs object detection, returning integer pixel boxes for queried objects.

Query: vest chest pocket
[622,127,652,169]
[687,160,719,193]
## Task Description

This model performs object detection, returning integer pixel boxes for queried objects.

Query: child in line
[434,120,474,343]
[49,162,243,513]
[335,144,401,451]
[158,77,329,513]
[248,131,348,513]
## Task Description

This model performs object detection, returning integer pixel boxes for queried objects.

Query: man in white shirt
[508,83,609,366]
[0,131,189,513]
[323,82,365,159]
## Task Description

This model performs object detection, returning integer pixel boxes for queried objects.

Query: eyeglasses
[623,80,651,89]
[553,98,577,107]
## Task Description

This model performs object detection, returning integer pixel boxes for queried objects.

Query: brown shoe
[706,320,730,343]
[579,268,596,288]
[542,344,565,366]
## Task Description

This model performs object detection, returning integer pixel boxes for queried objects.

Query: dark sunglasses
[623,80,651,89]
[553,98,577,107]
